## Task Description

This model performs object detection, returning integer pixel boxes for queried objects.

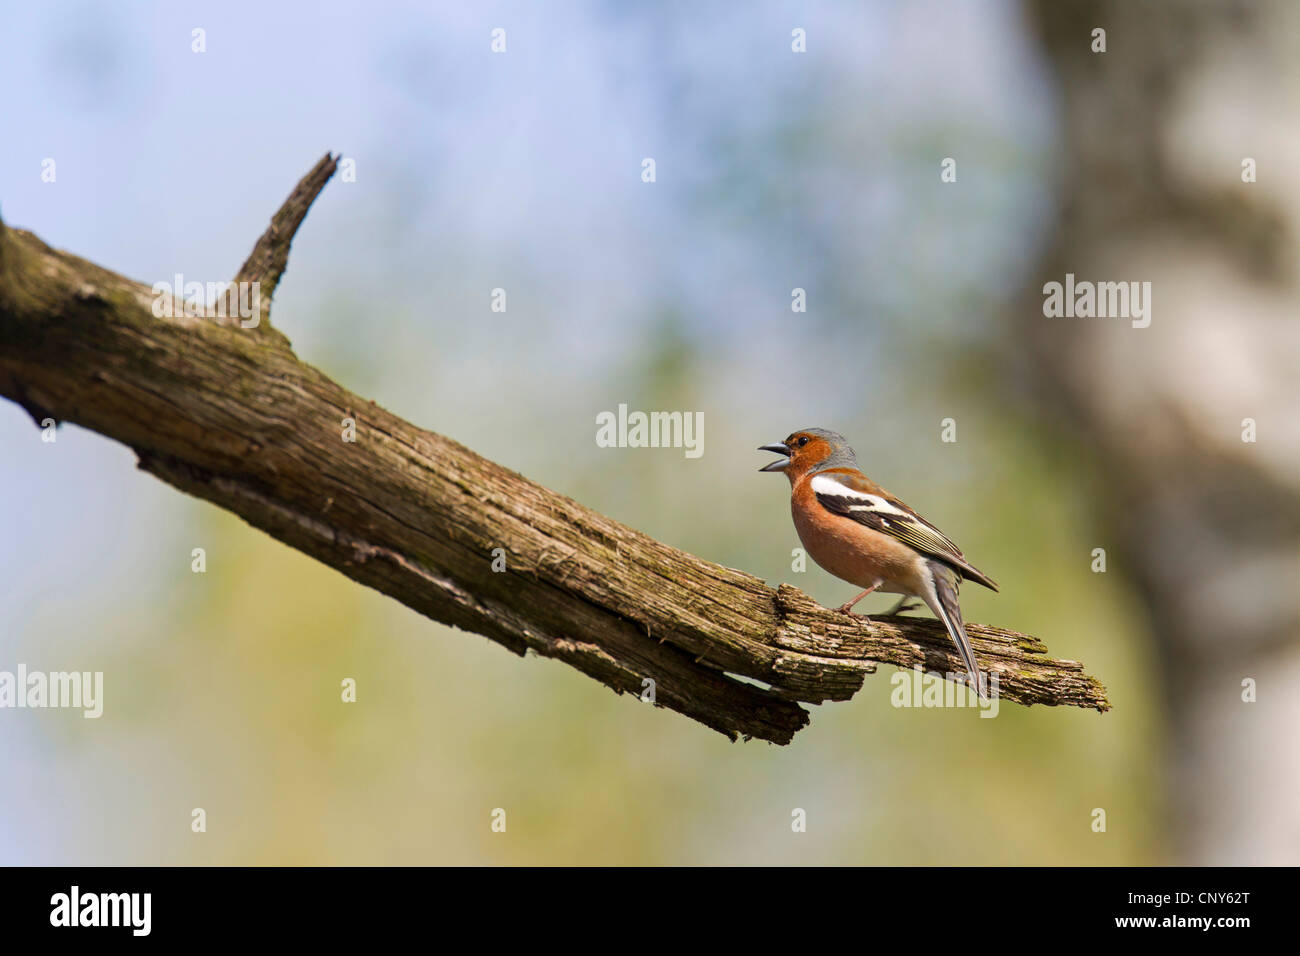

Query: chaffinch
[759,427,998,692]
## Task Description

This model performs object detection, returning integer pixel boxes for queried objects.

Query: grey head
[757,426,860,474]
[797,427,861,472]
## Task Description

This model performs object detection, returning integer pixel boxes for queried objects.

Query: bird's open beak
[758,442,790,472]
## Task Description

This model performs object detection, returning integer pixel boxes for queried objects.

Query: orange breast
[790,475,923,593]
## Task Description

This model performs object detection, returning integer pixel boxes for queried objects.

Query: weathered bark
[0,154,1109,744]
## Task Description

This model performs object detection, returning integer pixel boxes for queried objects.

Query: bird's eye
[797,436,809,447]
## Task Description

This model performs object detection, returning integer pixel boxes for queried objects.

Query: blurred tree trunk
[1020,1,1300,862]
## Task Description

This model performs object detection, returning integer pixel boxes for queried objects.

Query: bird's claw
[837,604,872,623]
[885,598,922,616]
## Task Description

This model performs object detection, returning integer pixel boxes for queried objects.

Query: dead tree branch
[0,154,1110,743]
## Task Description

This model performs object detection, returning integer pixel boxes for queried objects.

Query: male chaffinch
[759,427,998,692]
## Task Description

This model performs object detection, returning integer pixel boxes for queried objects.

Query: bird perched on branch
[759,427,998,693]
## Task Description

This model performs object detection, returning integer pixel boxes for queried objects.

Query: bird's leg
[883,596,922,616]
[837,584,880,615]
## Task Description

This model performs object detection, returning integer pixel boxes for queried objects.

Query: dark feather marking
[815,489,999,592]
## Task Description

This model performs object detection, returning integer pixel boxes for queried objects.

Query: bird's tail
[923,561,986,699]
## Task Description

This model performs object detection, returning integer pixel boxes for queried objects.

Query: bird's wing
[810,470,999,591]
